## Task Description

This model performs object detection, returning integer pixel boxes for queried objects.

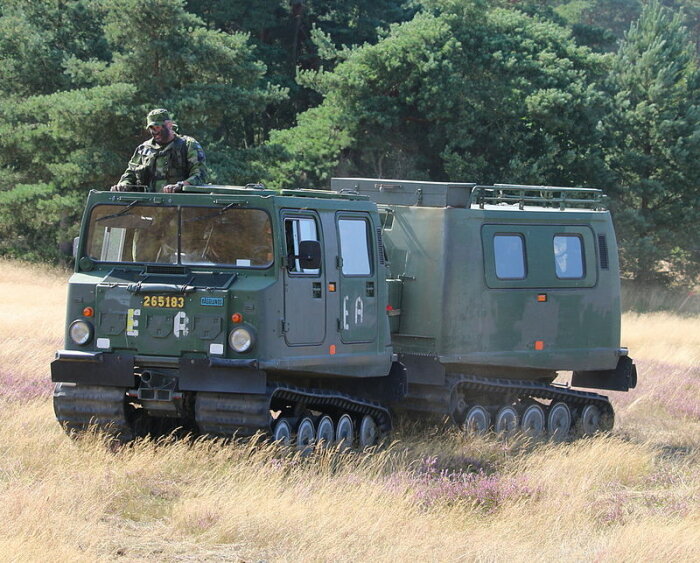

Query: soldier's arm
[183,139,208,185]
[115,147,143,187]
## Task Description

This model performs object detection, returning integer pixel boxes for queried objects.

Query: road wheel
[521,403,546,437]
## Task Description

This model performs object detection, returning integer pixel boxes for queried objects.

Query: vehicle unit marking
[173,312,190,338]
[143,295,185,308]
[343,295,365,329]
[354,297,364,324]
[126,308,140,336]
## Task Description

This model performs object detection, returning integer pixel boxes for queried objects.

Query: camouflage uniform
[116,109,208,192]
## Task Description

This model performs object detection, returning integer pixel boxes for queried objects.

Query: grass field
[0,260,698,561]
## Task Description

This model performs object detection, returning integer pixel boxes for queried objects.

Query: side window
[554,235,584,278]
[338,218,372,276]
[494,234,526,279]
[285,216,320,275]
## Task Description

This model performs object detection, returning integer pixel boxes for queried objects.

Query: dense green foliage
[0,0,698,283]
[0,0,283,260]
[602,0,700,283]
[264,3,610,187]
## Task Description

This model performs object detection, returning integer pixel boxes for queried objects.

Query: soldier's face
[149,122,173,144]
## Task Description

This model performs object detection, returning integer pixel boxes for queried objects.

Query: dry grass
[622,312,700,367]
[1,260,698,561]
[0,260,67,402]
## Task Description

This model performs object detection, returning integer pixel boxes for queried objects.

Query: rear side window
[338,218,371,276]
[553,235,584,279]
[483,224,597,289]
[494,234,526,279]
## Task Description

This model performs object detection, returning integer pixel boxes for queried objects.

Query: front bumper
[51,351,267,394]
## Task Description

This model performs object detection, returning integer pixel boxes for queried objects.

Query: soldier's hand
[163,183,184,193]
[110,184,129,192]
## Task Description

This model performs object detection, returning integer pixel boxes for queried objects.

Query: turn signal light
[82,307,94,317]
[231,313,243,323]
[537,294,547,302]
[535,340,545,351]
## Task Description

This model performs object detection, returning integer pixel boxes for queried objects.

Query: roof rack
[470,184,607,210]
[184,184,278,196]
[280,188,369,201]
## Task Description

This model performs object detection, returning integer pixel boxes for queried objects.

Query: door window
[285,217,320,275]
[338,218,371,276]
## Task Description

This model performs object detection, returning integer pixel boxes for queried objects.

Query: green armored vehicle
[52,178,636,444]
[52,184,399,445]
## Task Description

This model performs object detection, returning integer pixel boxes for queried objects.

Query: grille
[598,235,609,270]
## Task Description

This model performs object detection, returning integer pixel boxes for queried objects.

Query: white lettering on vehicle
[343,296,350,330]
[173,311,189,338]
[126,308,141,336]
[343,295,365,330]
[354,297,364,324]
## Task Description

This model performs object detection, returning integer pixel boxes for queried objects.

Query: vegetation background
[0,0,699,287]
[0,260,698,560]
[1,2,698,559]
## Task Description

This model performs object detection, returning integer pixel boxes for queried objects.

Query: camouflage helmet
[146,108,173,128]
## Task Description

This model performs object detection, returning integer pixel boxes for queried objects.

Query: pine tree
[602,0,700,284]
[261,2,609,190]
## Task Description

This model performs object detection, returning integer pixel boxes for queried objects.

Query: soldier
[111,108,207,193]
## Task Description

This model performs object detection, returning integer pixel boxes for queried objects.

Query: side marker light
[328,282,336,292]
[330,345,336,355]
[537,294,547,302]
[535,340,545,351]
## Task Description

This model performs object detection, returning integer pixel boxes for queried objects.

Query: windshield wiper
[219,202,240,212]
[183,202,241,223]
[96,200,140,222]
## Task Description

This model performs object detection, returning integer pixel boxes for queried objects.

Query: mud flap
[51,351,136,387]
[572,356,637,391]
[178,358,267,394]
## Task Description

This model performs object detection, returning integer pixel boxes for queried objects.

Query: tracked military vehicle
[52,178,636,445]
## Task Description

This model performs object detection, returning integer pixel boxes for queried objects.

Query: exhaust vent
[598,235,609,270]
[377,227,386,265]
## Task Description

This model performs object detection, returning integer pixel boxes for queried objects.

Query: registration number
[142,295,185,308]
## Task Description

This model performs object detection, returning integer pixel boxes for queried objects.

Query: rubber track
[195,385,392,438]
[271,384,392,433]
[53,383,133,441]
[453,374,613,415]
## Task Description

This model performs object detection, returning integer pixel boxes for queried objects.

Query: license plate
[142,295,185,308]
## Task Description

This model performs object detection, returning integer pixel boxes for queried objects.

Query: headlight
[69,320,93,345]
[229,326,254,353]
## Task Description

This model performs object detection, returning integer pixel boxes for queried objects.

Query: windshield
[85,204,273,267]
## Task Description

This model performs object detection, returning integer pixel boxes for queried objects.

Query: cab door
[336,213,378,343]
[282,212,326,346]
